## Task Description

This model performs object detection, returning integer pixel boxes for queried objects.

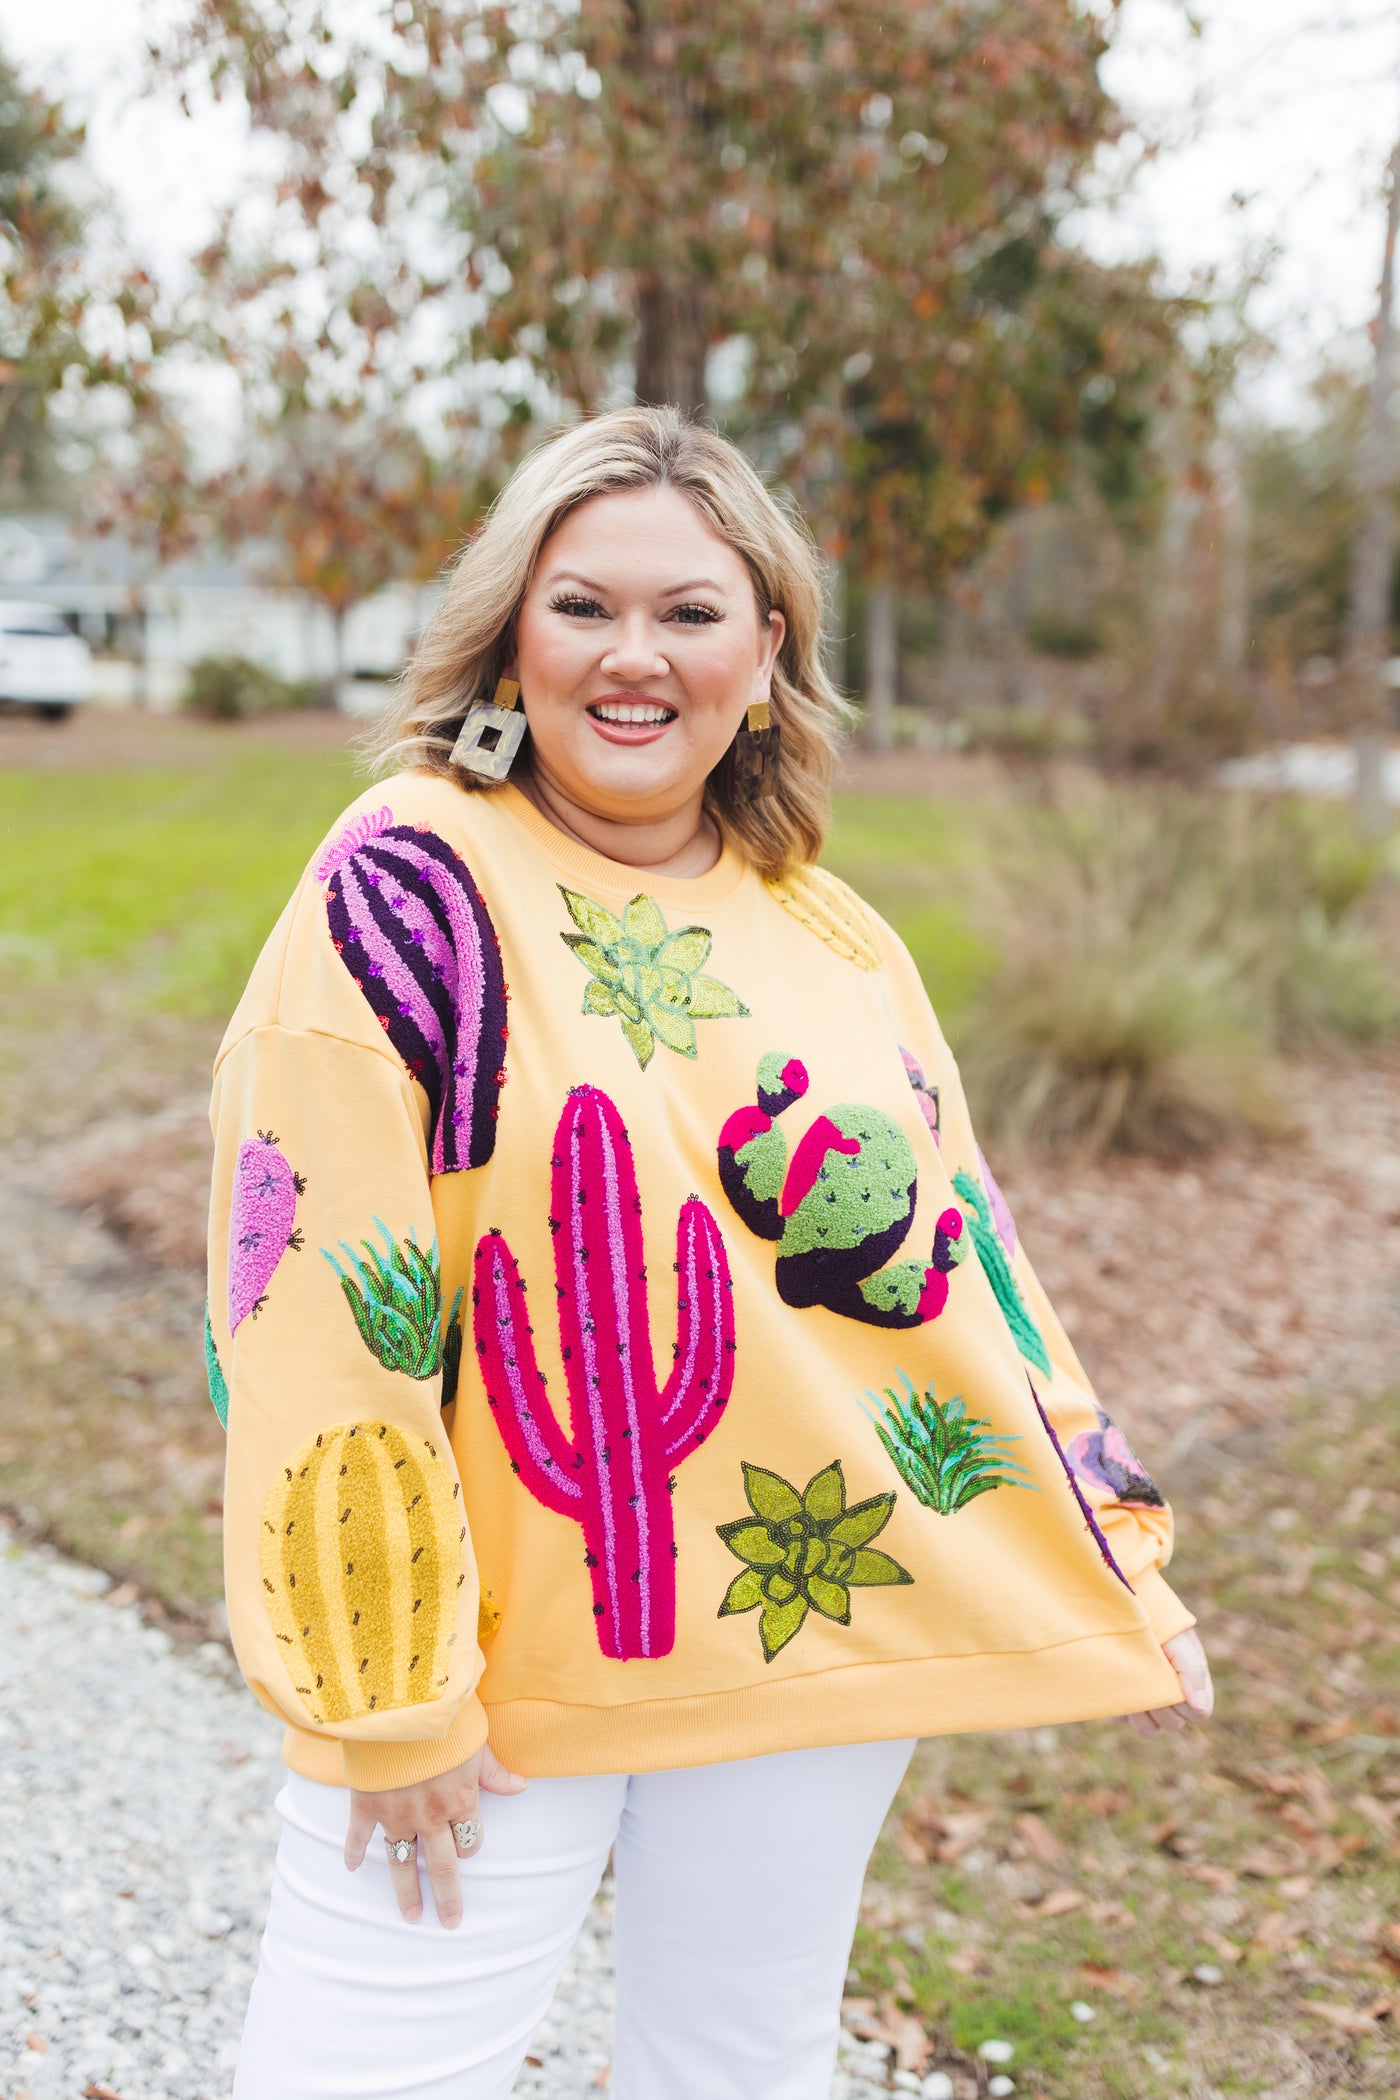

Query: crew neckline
[495,782,752,909]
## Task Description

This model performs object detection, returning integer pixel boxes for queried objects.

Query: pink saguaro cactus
[472,1085,736,1661]
[228,1130,306,1331]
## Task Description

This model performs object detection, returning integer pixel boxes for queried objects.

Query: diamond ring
[384,1834,418,1866]
[452,1818,482,1854]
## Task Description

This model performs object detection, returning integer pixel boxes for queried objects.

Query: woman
[209,407,1211,2100]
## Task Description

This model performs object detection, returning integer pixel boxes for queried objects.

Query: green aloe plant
[322,1218,457,1380]
[861,1372,1036,1514]
[559,886,749,1068]
[717,1459,912,1661]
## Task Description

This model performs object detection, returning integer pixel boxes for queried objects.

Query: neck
[515,765,723,878]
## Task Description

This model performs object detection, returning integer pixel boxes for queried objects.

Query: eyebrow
[543,569,729,598]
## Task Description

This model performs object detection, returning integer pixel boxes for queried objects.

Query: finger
[344,1799,377,1871]
[448,1786,484,1860]
[384,1834,424,1923]
[420,1825,464,1929]
[1125,1710,1158,1738]
[478,1746,528,1795]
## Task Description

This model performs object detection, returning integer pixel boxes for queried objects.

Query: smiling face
[507,485,785,826]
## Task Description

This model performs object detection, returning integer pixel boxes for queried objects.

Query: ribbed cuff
[340,1698,489,1793]
[1132,1566,1197,1648]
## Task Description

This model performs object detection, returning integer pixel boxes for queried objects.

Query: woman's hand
[1122,1628,1214,1738]
[345,1743,528,1926]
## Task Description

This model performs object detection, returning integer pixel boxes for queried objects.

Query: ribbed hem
[479,1626,1185,1778]
[1131,1566,1197,1649]
[281,1698,490,1793]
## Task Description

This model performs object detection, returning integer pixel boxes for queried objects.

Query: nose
[600,609,670,682]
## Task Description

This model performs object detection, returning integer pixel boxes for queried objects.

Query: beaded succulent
[322,1219,458,1382]
[716,1459,912,1661]
[558,886,748,1068]
[861,1372,1036,1514]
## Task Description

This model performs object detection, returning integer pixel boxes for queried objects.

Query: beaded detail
[764,867,883,970]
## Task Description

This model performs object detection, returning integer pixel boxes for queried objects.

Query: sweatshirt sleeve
[874,916,1196,1651]
[208,1015,489,1791]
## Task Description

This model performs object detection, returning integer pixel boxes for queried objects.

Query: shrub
[958,783,1397,1158]
[182,656,319,721]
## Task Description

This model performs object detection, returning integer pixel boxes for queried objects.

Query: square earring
[449,677,526,781]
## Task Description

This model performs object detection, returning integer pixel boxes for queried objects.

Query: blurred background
[1,2,1399,2094]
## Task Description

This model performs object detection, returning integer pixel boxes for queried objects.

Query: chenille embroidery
[326,824,508,1174]
[861,1372,1035,1513]
[204,1302,230,1430]
[322,1220,453,1381]
[227,1130,306,1332]
[764,866,883,971]
[718,1052,969,1329]
[1032,1387,1132,1588]
[314,805,394,882]
[558,886,749,1069]
[472,1083,736,1661]
[716,1459,912,1661]
[260,1419,465,1725]
[900,1046,941,1146]
[1066,1403,1165,1508]
[952,1168,1051,1376]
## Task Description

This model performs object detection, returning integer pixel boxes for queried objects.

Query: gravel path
[0,1527,903,2100]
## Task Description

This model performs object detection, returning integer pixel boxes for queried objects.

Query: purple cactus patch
[1066,1404,1165,1508]
[326,824,508,1175]
[314,805,394,882]
[977,1147,1016,1255]
[228,1130,306,1332]
[900,1045,941,1146]
[1031,1385,1132,1589]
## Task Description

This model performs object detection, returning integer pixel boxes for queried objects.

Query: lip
[586,692,679,746]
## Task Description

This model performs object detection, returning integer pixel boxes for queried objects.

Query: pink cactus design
[314,806,394,882]
[472,1085,736,1661]
[228,1129,306,1332]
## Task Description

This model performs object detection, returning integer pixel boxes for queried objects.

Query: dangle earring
[449,677,526,782]
[731,696,779,803]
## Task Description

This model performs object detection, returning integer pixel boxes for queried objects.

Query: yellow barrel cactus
[261,1420,466,1726]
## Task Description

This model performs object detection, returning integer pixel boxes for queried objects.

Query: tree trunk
[823,555,848,692]
[865,583,898,751]
[1345,138,1400,838]
[1214,429,1249,679]
[635,279,709,416]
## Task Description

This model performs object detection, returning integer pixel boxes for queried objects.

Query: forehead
[537,485,749,591]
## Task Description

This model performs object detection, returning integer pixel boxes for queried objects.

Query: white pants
[234,1738,915,2100]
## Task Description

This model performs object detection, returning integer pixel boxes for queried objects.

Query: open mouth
[587,698,679,727]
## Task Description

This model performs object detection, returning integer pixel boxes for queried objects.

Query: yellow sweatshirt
[207,772,1193,1793]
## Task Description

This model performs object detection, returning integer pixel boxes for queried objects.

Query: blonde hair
[366,407,850,879]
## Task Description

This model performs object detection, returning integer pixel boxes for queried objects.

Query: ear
[753,607,786,701]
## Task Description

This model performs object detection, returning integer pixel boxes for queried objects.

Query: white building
[0,515,441,712]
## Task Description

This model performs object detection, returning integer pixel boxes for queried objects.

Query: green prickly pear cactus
[717,1053,969,1330]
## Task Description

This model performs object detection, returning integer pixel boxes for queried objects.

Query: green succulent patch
[559,886,749,1068]
[862,1372,1036,1514]
[716,1458,912,1660]
[321,1218,461,1381]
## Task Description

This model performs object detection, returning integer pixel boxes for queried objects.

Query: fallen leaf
[1078,1787,1127,1815]
[83,2086,125,2100]
[1278,1875,1314,1900]
[1013,1812,1065,1864]
[948,1948,983,1976]
[1078,1963,1136,1997]
[591,2068,610,2089]
[1201,1932,1245,1965]
[1087,1900,1132,1927]
[1251,1912,1303,1955]
[105,1582,140,1609]
[878,1995,931,2076]
[24,2035,48,2055]
[1311,1716,1358,1746]
[523,2056,543,2069]
[1300,2000,1386,2035]
[1237,1847,1297,1879]
[1377,1922,1400,1967]
[895,1823,929,1868]
[1034,1886,1086,1918]
[1182,1863,1238,1893]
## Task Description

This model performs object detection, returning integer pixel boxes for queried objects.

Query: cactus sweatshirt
[207,772,1194,1793]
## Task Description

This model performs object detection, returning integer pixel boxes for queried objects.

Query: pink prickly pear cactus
[228,1129,306,1332]
[473,1085,736,1661]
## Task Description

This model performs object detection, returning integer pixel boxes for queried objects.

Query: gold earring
[732,696,778,802]
[449,677,526,782]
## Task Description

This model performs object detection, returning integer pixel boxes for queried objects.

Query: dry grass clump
[959,784,1398,1158]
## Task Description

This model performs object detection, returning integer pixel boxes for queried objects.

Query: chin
[557,739,704,810]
